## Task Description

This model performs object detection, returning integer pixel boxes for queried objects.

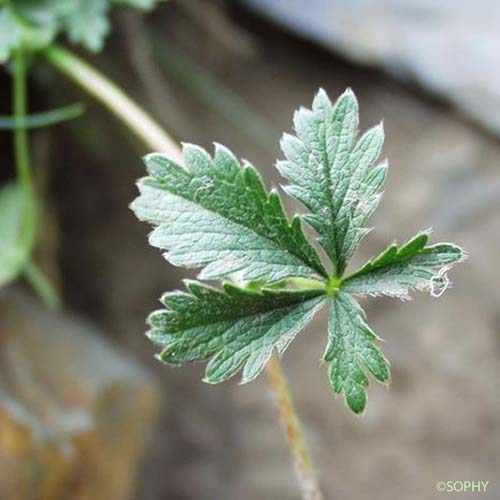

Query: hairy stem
[44,45,182,162]
[266,354,324,500]
[43,44,322,497]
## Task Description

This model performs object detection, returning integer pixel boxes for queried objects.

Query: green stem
[13,50,38,273]
[13,49,62,309]
[13,48,33,199]
[24,260,61,310]
[44,45,183,162]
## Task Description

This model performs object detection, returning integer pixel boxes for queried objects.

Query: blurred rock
[0,291,160,500]
[242,0,500,134]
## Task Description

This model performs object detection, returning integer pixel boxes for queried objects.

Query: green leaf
[61,0,160,51]
[12,0,73,27]
[342,232,464,299]
[132,88,465,415]
[0,102,85,129]
[61,0,110,52]
[0,8,21,63]
[0,182,37,287]
[148,281,326,384]
[326,291,389,414]
[278,88,386,276]
[0,0,160,61]
[0,2,62,62]
[131,145,328,283]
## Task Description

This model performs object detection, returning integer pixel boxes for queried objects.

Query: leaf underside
[148,281,326,384]
[131,145,327,283]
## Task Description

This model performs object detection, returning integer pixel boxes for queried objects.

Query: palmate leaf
[342,232,464,299]
[148,281,326,384]
[132,88,465,415]
[278,88,386,276]
[326,292,389,413]
[131,145,327,283]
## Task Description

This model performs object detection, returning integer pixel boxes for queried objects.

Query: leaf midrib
[149,178,327,278]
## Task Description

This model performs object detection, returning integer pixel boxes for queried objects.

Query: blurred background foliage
[0,1,499,499]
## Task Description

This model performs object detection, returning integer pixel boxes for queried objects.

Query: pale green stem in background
[152,33,277,154]
[43,44,323,498]
[13,48,33,201]
[13,49,62,310]
[24,260,61,310]
[0,102,85,130]
[44,45,183,162]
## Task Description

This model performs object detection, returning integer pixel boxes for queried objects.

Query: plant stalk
[24,260,62,310]
[266,354,324,500]
[44,45,183,162]
[44,44,323,498]
[13,49,56,308]
[13,48,34,200]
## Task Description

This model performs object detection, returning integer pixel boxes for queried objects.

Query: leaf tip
[341,87,358,106]
[346,388,367,415]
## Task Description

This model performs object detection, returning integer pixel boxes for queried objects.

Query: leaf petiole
[326,275,342,297]
[283,277,328,292]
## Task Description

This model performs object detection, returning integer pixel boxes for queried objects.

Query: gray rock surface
[0,291,160,500]
[243,0,500,134]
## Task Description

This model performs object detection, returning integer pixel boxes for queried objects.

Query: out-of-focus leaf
[0,0,161,61]
[0,182,37,287]
[0,103,85,129]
